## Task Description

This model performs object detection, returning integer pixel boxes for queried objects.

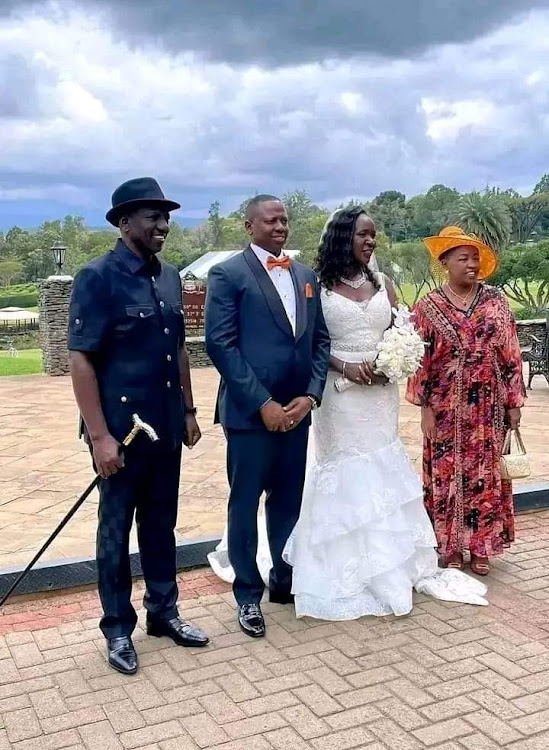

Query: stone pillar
[39,276,73,376]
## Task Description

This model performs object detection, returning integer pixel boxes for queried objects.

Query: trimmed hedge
[0,283,38,309]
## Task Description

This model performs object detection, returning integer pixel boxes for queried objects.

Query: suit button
[75,318,80,325]
[167,381,171,388]
[167,354,172,362]
[121,396,128,403]
[139,312,145,318]
[164,327,170,334]
[159,301,165,308]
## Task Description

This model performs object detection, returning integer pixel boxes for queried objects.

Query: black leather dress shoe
[146,616,209,647]
[107,636,138,675]
[269,590,294,605]
[238,603,265,638]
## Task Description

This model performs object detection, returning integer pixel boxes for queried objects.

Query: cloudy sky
[1,0,548,229]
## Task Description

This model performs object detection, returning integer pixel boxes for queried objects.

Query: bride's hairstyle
[315,206,381,291]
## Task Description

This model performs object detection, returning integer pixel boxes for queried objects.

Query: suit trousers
[226,424,309,605]
[94,441,182,638]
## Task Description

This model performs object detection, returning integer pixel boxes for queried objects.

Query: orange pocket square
[305,283,314,298]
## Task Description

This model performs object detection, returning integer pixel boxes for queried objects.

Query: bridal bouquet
[334,305,425,392]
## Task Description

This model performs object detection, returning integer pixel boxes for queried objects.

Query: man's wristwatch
[307,395,319,411]
[184,406,197,415]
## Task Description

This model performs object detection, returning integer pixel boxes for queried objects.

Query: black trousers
[94,441,181,638]
[226,424,309,606]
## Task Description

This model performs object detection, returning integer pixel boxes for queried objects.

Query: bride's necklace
[341,271,367,289]
[445,282,476,306]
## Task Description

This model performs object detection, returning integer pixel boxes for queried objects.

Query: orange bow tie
[266,254,291,271]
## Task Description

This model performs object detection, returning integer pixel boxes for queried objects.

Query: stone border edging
[0,537,220,599]
[0,483,548,599]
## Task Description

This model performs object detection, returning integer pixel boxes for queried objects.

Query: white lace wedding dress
[208,276,488,617]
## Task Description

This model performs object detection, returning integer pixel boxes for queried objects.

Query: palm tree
[452,192,512,254]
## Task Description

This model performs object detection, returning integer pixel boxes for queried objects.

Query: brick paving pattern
[0,371,548,569]
[0,511,549,747]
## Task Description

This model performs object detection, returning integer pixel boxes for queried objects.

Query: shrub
[513,307,547,321]
[0,283,39,309]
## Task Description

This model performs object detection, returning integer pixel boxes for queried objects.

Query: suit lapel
[243,246,294,338]
[289,262,307,341]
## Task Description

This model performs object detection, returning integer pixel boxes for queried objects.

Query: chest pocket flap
[125,305,155,319]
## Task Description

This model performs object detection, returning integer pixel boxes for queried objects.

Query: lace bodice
[321,275,392,360]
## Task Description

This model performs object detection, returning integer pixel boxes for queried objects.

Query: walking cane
[0,413,159,608]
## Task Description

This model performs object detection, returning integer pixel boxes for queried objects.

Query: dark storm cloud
[1,0,548,228]
[2,0,549,65]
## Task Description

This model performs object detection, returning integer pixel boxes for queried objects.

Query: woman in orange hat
[406,227,525,575]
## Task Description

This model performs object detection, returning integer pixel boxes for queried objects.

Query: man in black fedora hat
[68,177,209,675]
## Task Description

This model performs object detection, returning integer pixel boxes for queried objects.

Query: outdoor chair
[524,323,549,389]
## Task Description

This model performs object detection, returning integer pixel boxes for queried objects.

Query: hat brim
[106,198,181,227]
[422,235,498,280]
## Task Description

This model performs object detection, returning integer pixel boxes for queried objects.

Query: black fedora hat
[106,177,181,226]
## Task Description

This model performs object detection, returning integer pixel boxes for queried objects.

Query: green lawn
[0,349,43,376]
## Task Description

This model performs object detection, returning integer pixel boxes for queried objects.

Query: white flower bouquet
[334,305,425,392]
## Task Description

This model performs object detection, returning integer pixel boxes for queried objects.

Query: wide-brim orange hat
[422,226,498,280]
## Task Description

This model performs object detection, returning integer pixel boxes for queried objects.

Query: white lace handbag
[500,428,530,481]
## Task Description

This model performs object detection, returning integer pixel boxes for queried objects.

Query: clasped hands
[260,397,312,432]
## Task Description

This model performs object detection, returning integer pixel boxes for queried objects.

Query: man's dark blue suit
[205,246,330,604]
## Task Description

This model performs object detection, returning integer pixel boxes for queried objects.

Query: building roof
[179,249,300,279]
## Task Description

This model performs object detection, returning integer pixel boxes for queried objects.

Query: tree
[22,248,54,281]
[221,217,248,250]
[3,227,34,260]
[533,174,549,238]
[376,241,434,305]
[508,193,549,244]
[208,201,224,250]
[163,222,205,270]
[409,184,460,237]
[287,211,330,267]
[0,260,23,287]
[229,197,253,220]
[491,241,549,315]
[534,174,549,194]
[282,190,321,221]
[452,191,512,254]
[367,191,407,244]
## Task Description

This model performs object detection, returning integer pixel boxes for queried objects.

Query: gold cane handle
[121,413,159,447]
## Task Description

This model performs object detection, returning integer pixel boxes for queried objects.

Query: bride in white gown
[209,208,487,618]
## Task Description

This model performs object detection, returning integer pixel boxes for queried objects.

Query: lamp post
[51,241,67,275]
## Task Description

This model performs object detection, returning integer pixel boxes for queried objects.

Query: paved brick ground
[1,512,549,748]
[1,370,548,570]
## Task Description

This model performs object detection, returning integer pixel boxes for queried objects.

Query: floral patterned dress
[406,286,526,559]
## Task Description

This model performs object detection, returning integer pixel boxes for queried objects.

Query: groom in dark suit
[205,195,330,637]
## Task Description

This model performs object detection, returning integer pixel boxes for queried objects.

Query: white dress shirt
[251,243,297,335]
